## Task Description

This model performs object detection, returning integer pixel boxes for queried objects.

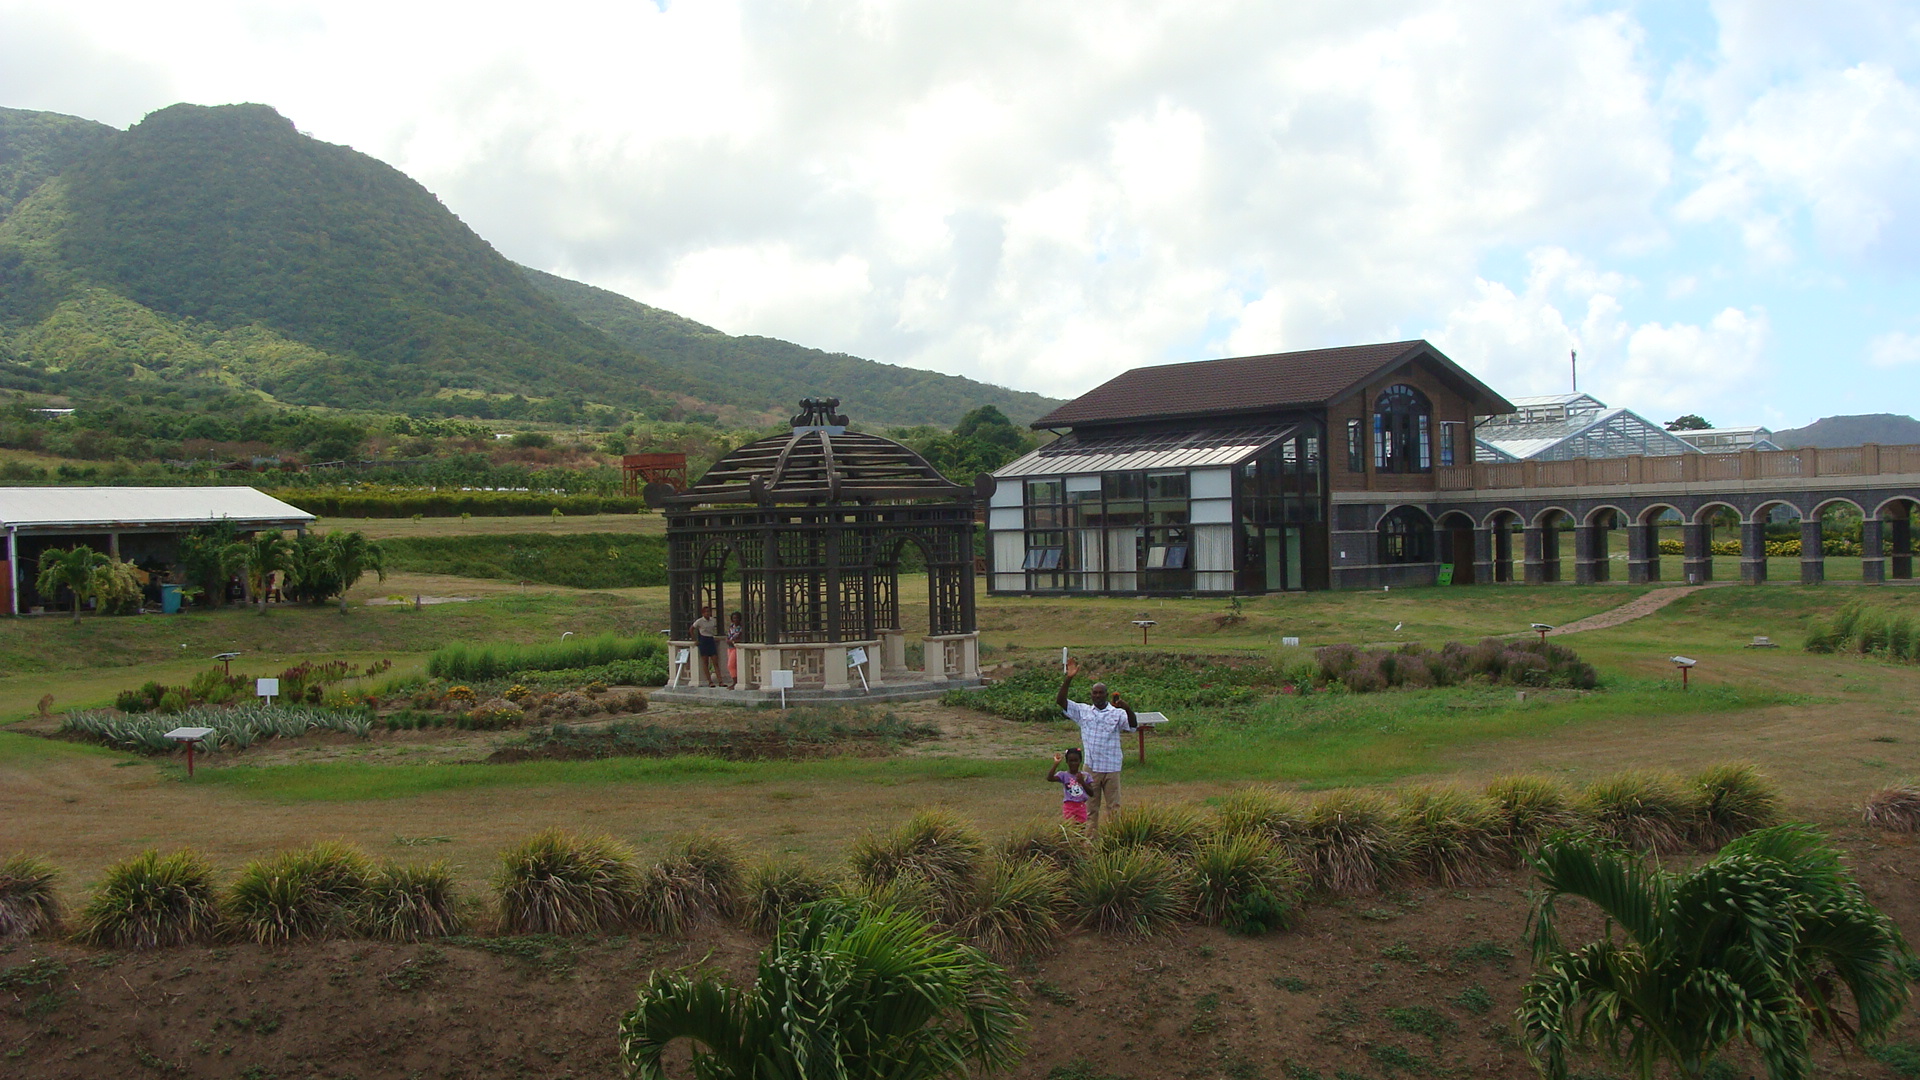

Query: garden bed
[488,708,940,763]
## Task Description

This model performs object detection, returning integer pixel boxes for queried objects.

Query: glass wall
[1234,427,1329,591]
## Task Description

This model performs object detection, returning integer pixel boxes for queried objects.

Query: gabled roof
[1474,407,1699,462]
[0,487,315,531]
[1032,339,1512,429]
[993,422,1302,478]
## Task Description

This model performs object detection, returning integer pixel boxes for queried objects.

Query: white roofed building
[1,486,314,614]
[1474,393,1700,462]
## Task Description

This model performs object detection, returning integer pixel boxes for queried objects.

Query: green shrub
[225,841,374,945]
[1224,887,1298,936]
[78,849,221,948]
[1071,848,1190,937]
[0,854,62,940]
[495,830,642,935]
[1396,787,1506,886]
[272,489,646,519]
[359,860,463,941]
[999,817,1085,873]
[1689,763,1783,847]
[1212,786,1309,844]
[1485,775,1581,858]
[1189,833,1302,929]
[638,834,744,935]
[1094,803,1213,859]
[428,633,666,681]
[744,857,838,935]
[1581,771,1695,854]
[959,858,1067,960]
[1294,790,1408,896]
[847,872,944,922]
[1863,781,1920,833]
[847,808,985,918]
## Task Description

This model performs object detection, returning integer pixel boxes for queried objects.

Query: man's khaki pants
[1085,771,1121,832]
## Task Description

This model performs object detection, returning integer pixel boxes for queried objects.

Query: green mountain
[522,267,1057,427]
[1773,414,1920,449]
[0,102,1058,429]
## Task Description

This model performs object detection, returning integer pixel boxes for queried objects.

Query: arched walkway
[1436,511,1477,584]
[1872,497,1918,582]
[1526,507,1574,584]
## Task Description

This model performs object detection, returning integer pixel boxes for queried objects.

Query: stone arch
[1527,506,1576,584]
[1584,504,1629,526]
[1377,504,1436,565]
[1748,498,1804,525]
[1871,496,1918,582]
[1639,503,1684,526]
[1435,511,1478,584]
[1480,507,1523,530]
[1872,494,1920,519]
[1482,508,1523,583]
[1690,500,1739,526]
[1531,505,1576,528]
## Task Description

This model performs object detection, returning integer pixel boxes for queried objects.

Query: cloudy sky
[3,1,1916,427]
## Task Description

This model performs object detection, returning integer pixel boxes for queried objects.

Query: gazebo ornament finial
[792,397,849,431]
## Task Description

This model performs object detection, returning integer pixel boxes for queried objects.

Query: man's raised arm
[1057,658,1080,712]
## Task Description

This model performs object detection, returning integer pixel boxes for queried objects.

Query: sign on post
[1131,711,1168,766]
[255,678,279,704]
[164,726,215,778]
[1437,563,1454,585]
[769,669,795,709]
[847,647,870,693]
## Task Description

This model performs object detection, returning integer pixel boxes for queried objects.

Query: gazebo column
[1800,520,1825,584]
[1681,523,1712,584]
[879,629,908,673]
[1740,521,1768,584]
[823,645,850,690]
[1862,519,1885,584]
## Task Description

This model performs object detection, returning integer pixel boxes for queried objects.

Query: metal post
[6,527,16,616]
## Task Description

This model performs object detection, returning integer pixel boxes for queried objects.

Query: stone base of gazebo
[649,669,984,706]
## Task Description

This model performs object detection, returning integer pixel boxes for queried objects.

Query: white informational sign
[846,647,868,668]
[255,678,280,700]
[1282,636,1301,647]
[1133,711,1169,726]
[768,670,795,690]
[164,727,215,742]
[675,649,690,664]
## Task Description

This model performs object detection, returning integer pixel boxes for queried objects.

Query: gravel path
[1542,582,1732,637]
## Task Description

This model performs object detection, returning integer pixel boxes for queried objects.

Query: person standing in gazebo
[1055,658,1137,833]
[691,605,721,686]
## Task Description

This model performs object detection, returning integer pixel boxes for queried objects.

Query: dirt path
[1541,582,1732,637]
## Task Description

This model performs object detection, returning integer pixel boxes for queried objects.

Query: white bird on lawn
[1394,623,1403,632]
[561,632,574,639]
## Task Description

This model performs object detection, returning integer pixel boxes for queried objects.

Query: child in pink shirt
[1047,748,1092,824]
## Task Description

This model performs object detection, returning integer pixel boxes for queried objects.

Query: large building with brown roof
[987,340,1514,593]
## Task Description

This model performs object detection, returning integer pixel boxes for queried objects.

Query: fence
[1437,443,1920,492]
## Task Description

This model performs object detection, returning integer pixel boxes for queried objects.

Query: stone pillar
[1800,520,1825,584]
[880,630,907,672]
[1522,526,1547,585]
[1893,514,1914,580]
[1862,519,1885,584]
[924,637,948,678]
[1573,526,1602,585]
[1626,523,1655,584]
[1472,527,1495,586]
[1740,521,1768,584]
[1494,525,1513,583]
[824,645,850,690]
[1681,523,1712,584]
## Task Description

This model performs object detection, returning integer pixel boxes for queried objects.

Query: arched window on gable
[1372,384,1432,474]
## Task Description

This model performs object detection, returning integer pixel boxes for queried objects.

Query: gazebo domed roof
[650,398,967,507]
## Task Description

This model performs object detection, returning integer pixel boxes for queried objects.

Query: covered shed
[1,487,315,614]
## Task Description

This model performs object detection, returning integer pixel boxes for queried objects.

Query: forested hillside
[0,101,1057,433]
[524,268,1057,427]
[1773,414,1920,449]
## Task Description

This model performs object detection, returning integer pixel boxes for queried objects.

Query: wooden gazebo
[647,399,981,694]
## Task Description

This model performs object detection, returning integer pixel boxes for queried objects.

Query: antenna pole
[1570,349,1578,393]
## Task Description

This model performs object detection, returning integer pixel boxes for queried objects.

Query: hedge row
[268,489,648,518]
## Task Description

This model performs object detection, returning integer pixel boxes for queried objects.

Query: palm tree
[35,546,109,621]
[1520,824,1912,1080]
[619,900,1025,1079]
[243,530,291,608]
[324,530,385,613]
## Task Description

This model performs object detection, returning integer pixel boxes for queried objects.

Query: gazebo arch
[649,398,982,699]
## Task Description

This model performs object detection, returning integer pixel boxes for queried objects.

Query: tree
[242,530,291,607]
[178,521,248,607]
[35,546,109,621]
[1519,825,1911,1080]
[619,900,1025,1080]
[1666,414,1713,431]
[282,532,342,605]
[324,530,385,613]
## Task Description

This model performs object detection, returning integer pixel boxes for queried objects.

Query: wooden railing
[1437,444,1920,492]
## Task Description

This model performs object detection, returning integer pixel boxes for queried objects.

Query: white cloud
[1867,330,1920,367]
[1616,307,1770,414]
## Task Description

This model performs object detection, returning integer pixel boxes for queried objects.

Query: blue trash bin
[160,584,182,614]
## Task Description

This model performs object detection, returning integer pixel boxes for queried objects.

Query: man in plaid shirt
[1056,658,1138,832]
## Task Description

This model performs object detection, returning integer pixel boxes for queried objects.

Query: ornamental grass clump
[1580,770,1695,855]
[224,841,374,945]
[1094,802,1213,859]
[1188,833,1302,932]
[638,834,745,935]
[495,829,642,935]
[959,857,1067,961]
[1484,775,1581,858]
[1862,781,1920,832]
[1072,847,1190,937]
[1396,787,1506,887]
[744,857,839,935]
[1211,786,1309,845]
[1689,763,1783,848]
[847,808,984,918]
[1294,790,1408,896]
[0,854,62,941]
[998,817,1085,873]
[78,848,221,949]
[359,860,463,941]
